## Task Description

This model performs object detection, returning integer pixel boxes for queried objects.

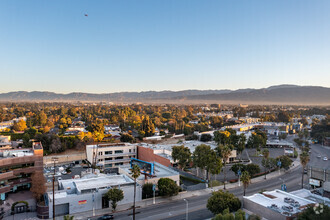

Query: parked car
[323,157,328,161]
[317,155,321,158]
[99,214,114,220]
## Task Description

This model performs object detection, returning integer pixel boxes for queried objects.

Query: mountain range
[0,85,329,105]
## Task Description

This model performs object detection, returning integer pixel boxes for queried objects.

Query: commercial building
[86,143,137,168]
[0,142,43,201]
[47,173,141,217]
[243,189,316,220]
[137,145,173,167]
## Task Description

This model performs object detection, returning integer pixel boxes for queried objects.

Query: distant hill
[178,86,330,105]
[0,85,329,105]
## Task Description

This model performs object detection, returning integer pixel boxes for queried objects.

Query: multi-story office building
[0,142,43,201]
[86,143,137,168]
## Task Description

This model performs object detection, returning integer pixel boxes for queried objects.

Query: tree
[141,115,155,137]
[300,152,310,189]
[276,155,293,170]
[230,163,246,176]
[142,183,153,199]
[262,149,269,179]
[247,214,261,220]
[236,134,246,161]
[241,171,250,196]
[130,164,141,220]
[262,158,276,179]
[12,119,27,131]
[298,204,330,220]
[277,111,291,123]
[213,209,246,220]
[193,144,214,180]
[171,145,191,170]
[207,190,241,215]
[158,178,180,197]
[245,164,260,177]
[246,130,267,152]
[106,188,124,212]
[120,133,134,143]
[207,151,223,181]
[50,136,62,153]
[216,145,232,189]
[201,134,212,142]
[30,171,46,202]
[37,111,48,126]
[214,131,231,145]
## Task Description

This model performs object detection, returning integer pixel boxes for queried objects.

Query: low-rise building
[47,173,142,217]
[243,189,316,220]
[0,142,43,201]
[86,143,137,169]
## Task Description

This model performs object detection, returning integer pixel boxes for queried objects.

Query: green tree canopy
[171,145,191,170]
[158,178,180,197]
[106,188,124,212]
[207,190,241,215]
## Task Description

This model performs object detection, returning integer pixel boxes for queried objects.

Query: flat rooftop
[57,173,134,196]
[290,189,330,207]
[0,148,34,159]
[140,140,218,153]
[121,162,179,180]
[244,190,315,216]
[86,143,136,149]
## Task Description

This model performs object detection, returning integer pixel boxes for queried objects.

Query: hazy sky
[1,0,330,93]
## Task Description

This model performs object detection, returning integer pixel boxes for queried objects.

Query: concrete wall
[137,146,171,167]
[48,183,142,216]
[243,198,286,220]
[44,153,86,166]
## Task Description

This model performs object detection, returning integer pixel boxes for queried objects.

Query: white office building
[86,143,137,168]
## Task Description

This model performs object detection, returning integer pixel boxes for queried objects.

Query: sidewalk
[62,154,302,220]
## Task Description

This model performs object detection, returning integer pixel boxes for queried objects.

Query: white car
[323,157,328,161]
[317,155,321,158]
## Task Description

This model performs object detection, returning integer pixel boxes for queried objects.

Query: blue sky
[0,0,329,93]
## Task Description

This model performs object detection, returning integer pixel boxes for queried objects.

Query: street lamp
[51,157,58,220]
[183,199,188,220]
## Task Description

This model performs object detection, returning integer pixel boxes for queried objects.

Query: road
[100,164,304,220]
[92,136,330,220]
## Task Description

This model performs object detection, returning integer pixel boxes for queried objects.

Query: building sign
[78,200,87,205]
[309,179,320,187]
[130,158,154,175]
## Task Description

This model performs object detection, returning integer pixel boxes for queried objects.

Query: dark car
[99,214,114,220]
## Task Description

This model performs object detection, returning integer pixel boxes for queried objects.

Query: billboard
[309,178,320,187]
[130,158,154,175]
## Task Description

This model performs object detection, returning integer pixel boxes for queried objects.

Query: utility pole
[52,157,58,220]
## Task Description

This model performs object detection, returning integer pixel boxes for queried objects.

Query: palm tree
[262,149,269,179]
[300,152,310,189]
[241,171,251,196]
[130,164,141,220]
[220,145,232,190]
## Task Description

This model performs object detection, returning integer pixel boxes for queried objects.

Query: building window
[105,158,113,161]
[115,150,123,154]
[129,149,131,153]
[115,162,123,166]
[115,157,123,160]
[105,151,112,155]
